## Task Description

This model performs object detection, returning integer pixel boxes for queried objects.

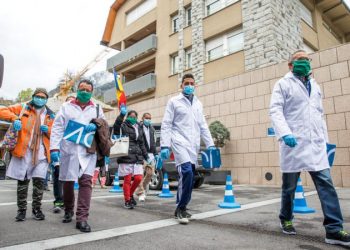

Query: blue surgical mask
[183,85,195,95]
[32,96,47,108]
[143,119,151,127]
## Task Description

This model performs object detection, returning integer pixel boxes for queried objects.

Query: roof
[101,0,127,46]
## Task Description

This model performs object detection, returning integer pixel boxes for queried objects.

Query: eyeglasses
[294,57,312,62]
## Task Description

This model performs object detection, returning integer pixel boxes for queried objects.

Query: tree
[209,121,230,148]
[16,88,33,103]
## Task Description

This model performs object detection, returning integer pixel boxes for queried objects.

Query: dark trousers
[279,168,343,233]
[176,162,195,209]
[53,166,63,203]
[17,178,44,210]
[63,174,92,222]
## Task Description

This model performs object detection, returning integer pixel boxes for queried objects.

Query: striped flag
[113,69,127,109]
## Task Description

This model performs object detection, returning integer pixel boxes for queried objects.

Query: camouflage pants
[17,178,44,210]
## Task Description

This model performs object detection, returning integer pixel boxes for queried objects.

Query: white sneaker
[138,194,146,202]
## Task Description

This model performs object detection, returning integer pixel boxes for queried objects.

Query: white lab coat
[161,93,214,166]
[6,108,49,180]
[50,102,105,181]
[269,72,329,173]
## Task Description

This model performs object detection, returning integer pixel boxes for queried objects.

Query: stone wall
[105,43,350,187]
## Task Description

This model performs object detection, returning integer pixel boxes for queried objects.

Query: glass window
[172,15,179,33]
[227,32,244,54]
[300,3,313,27]
[186,7,192,26]
[126,0,157,25]
[171,54,179,75]
[206,0,221,16]
[208,46,223,61]
[185,49,192,69]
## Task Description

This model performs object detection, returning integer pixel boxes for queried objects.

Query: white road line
[0,191,318,250]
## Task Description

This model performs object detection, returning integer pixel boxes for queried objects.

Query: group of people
[0,50,349,246]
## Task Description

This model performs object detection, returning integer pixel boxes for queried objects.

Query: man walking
[50,79,105,232]
[136,112,157,202]
[270,50,350,246]
[160,73,216,224]
[0,88,54,221]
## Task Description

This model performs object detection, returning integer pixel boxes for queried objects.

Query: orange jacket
[0,103,55,161]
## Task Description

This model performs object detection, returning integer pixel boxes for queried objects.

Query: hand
[50,151,60,163]
[40,125,48,133]
[207,146,216,151]
[155,155,163,170]
[160,148,170,160]
[85,123,97,133]
[13,120,22,131]
[282,135,298,148]
[120,105,127,115]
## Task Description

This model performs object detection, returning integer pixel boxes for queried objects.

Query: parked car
[106,123,213,190]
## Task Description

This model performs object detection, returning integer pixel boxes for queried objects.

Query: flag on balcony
[113,69,127,109]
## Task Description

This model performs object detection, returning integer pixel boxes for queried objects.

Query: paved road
[0,180,349,250]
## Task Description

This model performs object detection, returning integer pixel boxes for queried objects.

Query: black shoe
[124,201,134,209]
[15,210,26,222]
[76,221,91,233]
[325,230,350,246]
[280,220,296,235]
[130,196,137,207]
[182,209,192,220]
[174,208,189,224]
[62,211,74,223]
[32,209,45,221]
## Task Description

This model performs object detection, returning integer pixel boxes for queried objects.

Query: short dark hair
[127,110,138,117]
[142,112,151,118]
[289,49,307,63]
[77,79,94,91]
[182,73,195,84]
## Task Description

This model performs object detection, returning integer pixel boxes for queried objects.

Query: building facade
[101,0,349,105]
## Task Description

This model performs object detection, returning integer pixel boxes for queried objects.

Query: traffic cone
[218,175,241,209]
[293,177,315,214]
[109,171,123,193]
[158,172,174,198]
[74,180,79,190]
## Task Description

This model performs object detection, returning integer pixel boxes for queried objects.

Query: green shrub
[209,121,230,148]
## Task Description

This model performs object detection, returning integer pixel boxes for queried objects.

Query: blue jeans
[176,162,195,209]
[53,165,63,204]
[279,168,343,233]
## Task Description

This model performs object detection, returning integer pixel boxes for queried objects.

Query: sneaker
[62,211,74,223]
[280,220,296,235]
[325,230,350,246]
[138,194,146,202]
[32,209,45,221]
[175,208,189,225]
[182,209,192,220]
[124,201,134,209]
[15,210,26,222]
[130,196,137,207]
[53,202,63,214]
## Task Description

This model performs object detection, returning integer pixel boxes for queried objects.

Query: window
[205,0,239,16]
[172,15,179,33]
[300,2,313,27]
[185,49,192,69]
[205,28,244,62]
[171,54,179,75]
[185,7,192,26]
[126,0,157,25]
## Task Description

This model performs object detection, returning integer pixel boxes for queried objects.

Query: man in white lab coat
[50,79,104,233]
[270,50,349,246]
[160,73,215,224]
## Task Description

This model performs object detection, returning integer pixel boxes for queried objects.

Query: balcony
[107,34,157,71]
[104,73,156,104]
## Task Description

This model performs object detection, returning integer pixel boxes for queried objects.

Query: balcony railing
[107,34,157,70]
[104,73,156,104]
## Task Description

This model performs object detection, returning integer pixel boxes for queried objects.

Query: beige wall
[204,51,245,83]
[106,42,350,187]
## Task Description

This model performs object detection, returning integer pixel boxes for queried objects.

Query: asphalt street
[0,179,349,250]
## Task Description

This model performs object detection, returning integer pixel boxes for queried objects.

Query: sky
[0,0,116,100]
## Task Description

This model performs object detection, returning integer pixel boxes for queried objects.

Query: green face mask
[126,117,137,125]
[77,90,92,103]
[292,60,312,77]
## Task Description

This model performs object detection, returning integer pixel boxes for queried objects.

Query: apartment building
[101,0,349,106]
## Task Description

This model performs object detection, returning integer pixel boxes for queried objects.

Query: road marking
[0,191,318,250]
